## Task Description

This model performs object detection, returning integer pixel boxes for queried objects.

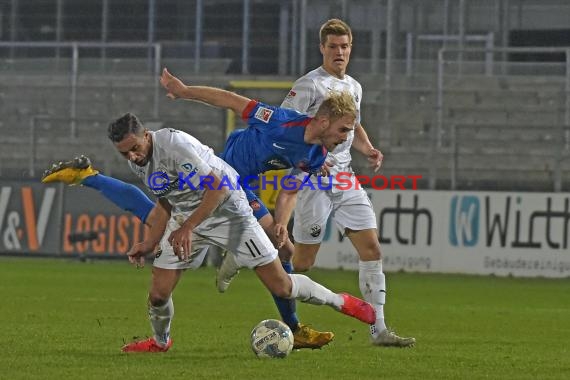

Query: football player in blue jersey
[41,68,357,349]
[159,68,354,179]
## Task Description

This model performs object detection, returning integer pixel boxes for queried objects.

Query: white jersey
[281,67,377,241]
[281,66,362,184]
[129,128,277,270]
[128,128,252,232]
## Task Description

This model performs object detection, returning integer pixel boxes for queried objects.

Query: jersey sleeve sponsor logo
[249,200,261,211]
[254,106,274,123]
[285,90,296,99]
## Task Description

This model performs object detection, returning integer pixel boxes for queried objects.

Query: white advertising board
[314,191,570,278]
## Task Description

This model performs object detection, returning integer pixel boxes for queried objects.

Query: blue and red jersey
[220,100,328,177]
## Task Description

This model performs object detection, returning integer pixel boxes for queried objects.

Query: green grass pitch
[1,257,569,379]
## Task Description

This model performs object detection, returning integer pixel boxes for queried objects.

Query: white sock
[148,297,174,346]
[289,274,343,309]
[359,260,387,337]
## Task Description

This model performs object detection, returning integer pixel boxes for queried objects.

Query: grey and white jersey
[281,66,362,182]
[128,128,251,229]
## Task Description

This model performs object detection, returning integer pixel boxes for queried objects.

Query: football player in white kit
[107,113,376,352]
[274,19,416,347]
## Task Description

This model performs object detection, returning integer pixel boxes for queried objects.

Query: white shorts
[153,212,277,270]
[292,187,377,244]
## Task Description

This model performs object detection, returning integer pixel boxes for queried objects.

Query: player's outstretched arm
[352,123,383,172]
[274,184,300,248]
[127,198,171,267]
[160,67,250,115]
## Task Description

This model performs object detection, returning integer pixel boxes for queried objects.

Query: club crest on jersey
[309,224,321,237]
[254,107,273,123]
[133,166,146,178]
[285,90,296,99]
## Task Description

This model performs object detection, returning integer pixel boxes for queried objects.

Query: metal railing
[426,47,570,190]
[2,41,570,191]
[0,41,163,123]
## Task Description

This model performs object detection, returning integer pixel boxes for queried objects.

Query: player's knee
[272,287,292,298]
[358,249,381,261]
[270,279,293,298]
[147,292,170,307]
[360,243,382,261]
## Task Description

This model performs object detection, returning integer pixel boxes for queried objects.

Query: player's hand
[367,148,383,172]
[168,226,192,262]
[274,223,288,249]
[160,67,186,100]
[127,241,152,268]
[318,161,334,177]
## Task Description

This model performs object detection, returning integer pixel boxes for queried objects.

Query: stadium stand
[0,0,568,191]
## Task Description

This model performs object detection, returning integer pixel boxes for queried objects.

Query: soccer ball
[250,319,294,358]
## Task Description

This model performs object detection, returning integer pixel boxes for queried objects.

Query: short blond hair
[319,18,353,45]
[315,91,356,123]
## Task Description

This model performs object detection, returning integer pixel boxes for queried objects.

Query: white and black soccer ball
[250,319,294,358]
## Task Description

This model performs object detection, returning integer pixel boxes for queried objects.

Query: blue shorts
[244,188,269,220]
